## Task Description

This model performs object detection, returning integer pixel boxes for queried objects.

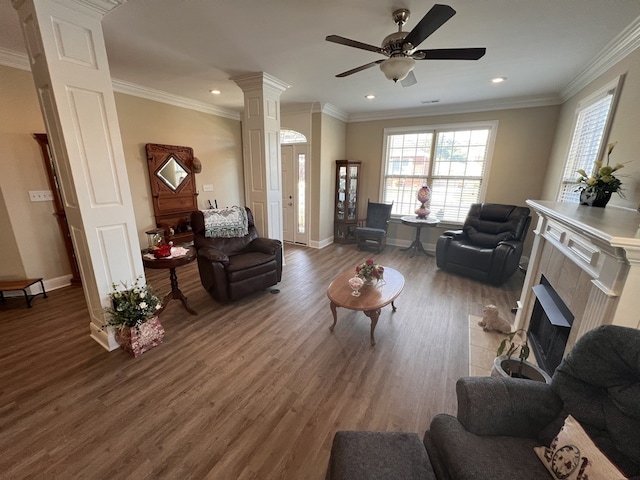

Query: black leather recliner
[435,203,531,285]
[191,208,282,302]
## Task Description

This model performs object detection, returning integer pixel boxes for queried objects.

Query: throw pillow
[534,415,627,480]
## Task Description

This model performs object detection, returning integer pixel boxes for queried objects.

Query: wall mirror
[157,155,188,191]
[145,143,198,244]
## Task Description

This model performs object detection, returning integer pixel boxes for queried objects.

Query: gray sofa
[327,325,640,480]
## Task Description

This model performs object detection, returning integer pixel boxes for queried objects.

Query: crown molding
[0,47,30,71]
[57,0,126,16]
[0,48,240,120]
[280,102,349,122]
[346,95,562,123]
[112,79,240,120]
[230,72,290,95]
[561,15,640,101]
[319,103,349,122]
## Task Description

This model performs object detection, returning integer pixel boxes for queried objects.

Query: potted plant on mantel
[104,278,165,358]
[492,329,551,384]
[574,142,625,207]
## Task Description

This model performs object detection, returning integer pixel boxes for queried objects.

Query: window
[280,129,307,144]
[381,122,496,223]
[557,76,622,203]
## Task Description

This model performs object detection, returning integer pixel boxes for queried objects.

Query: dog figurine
[478,304,512,334]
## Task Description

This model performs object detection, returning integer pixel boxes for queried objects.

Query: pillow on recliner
[534,415,627,480]
[464,227,515,248]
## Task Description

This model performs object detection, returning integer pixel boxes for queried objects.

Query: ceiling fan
[326,3,486,87]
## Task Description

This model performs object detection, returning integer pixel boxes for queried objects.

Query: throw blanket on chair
[202,206,248,238]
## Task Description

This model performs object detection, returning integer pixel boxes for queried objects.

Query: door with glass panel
[281,144,308,245]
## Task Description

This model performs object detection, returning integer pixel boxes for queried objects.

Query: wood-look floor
[0,243,523,479]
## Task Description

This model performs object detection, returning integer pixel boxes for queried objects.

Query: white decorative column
[232,72,288,241]
[12,0,145,351]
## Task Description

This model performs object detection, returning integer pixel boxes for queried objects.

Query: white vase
[491,355,551,383]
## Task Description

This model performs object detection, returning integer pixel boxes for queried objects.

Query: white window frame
[557,75,623,203]
[380,121,498,223]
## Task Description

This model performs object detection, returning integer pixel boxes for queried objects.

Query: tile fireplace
[515,200,640,367]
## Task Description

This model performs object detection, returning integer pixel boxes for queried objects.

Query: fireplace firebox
[528,276,574,376]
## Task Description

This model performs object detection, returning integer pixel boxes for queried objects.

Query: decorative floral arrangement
[356,258,384,282]
[575,142,624,199]
[104,277,162,330]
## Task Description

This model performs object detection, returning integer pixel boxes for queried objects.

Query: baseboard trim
[90,323,120,352]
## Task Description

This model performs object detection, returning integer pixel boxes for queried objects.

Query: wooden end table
[327,267,404,346]
[400,216,441,257]
[142,246,197,315]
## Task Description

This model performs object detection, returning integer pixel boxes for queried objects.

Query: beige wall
[0,187,26,279]
[115,93,243,248]
[0,65,66,281]
[318,112,347,244]
[345,106,560,250]
[0,64,244,284]
[542,47,640,209]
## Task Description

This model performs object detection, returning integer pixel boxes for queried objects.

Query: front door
[281,144,308,245]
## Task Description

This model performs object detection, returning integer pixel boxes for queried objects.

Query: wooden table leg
[329,301,338,332]
[364,308,381,346]
[161,268,197,315]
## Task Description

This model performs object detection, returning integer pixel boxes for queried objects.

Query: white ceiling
[2,0,640,120]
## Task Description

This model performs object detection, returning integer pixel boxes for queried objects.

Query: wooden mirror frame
[145,143,198,244]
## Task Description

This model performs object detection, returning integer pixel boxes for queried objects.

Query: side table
[400,216,441,257]
[142,246,197,315]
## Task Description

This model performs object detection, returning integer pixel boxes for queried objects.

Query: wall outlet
[202,184,214,192]
[29,190,54,202]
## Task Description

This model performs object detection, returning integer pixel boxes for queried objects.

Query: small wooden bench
[0,278,48,308]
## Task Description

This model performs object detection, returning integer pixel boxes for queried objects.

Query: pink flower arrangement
[356,258,384,282]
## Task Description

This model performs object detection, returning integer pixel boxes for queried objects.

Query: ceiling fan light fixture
[379,56,415,82]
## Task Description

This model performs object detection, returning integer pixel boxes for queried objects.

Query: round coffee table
[327,267,404,346]
[142,246,197,315]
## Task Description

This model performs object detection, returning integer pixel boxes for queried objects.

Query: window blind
[558,90,615,203]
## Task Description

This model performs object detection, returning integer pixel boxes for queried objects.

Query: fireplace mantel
[515,200,640,353]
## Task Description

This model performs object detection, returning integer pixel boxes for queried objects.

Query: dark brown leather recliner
[191,208,283,302]
[435,203,531,285]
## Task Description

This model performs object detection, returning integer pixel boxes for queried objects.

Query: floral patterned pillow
[534,415,627,480]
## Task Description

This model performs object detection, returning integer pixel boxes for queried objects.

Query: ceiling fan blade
[326,35,385,54]
[414,48,486,60]
[336,60,384,78]
[403,4,456,49]
[400,70,417,87]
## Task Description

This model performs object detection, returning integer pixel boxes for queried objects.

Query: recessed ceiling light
[365,94,376,100]
[210,89,221,95]
[491,77,507,84]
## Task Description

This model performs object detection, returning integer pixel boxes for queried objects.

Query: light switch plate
[202,184,214,192]
[29,190,54,202]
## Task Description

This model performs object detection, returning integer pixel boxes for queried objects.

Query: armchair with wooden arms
[354,200,394,253]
